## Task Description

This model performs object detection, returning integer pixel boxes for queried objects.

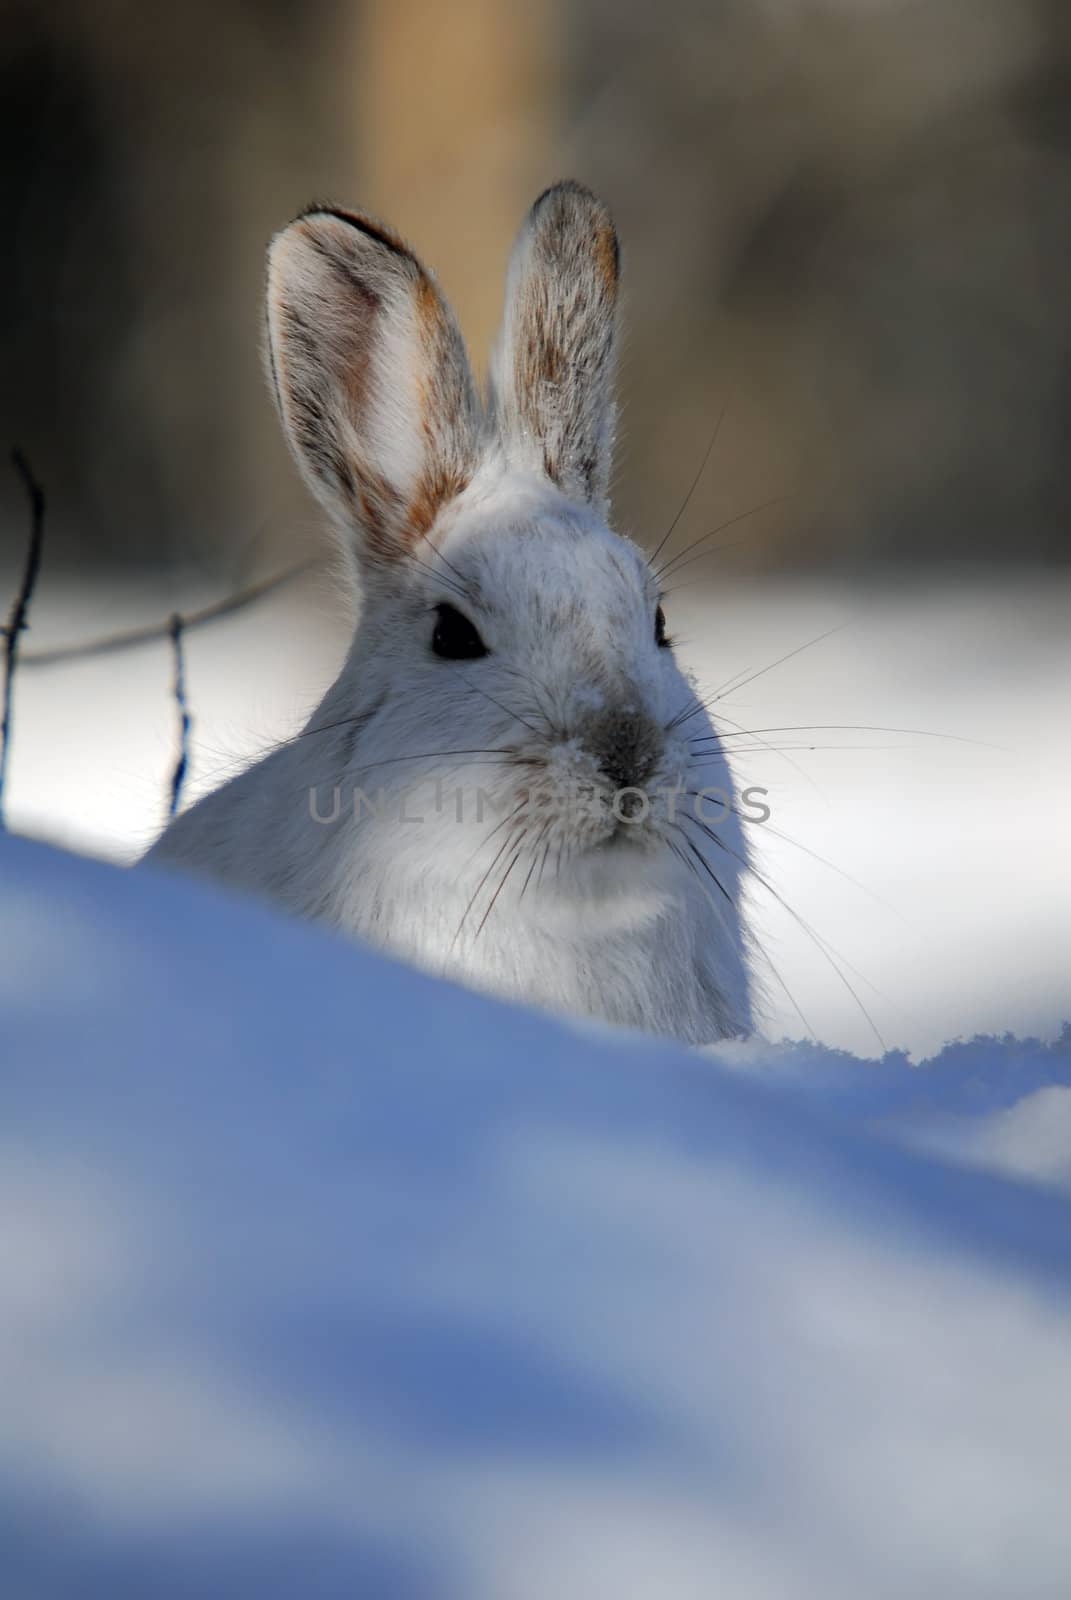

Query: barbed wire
[166,613,191,819]
[21,559,316,669]
[2,451,318,827]
[0,451,46,829]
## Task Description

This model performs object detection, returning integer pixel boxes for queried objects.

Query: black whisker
[456,668,545,737]
[451,814,525,950]
[671,822,734,904]
[400,550,469,602]
[421,532,473,593]
[708,621,852,705]
[653,530,760,584]
[688,722,1002,750]
[677,806,887,1050]
[699,709,826,800]
[495,663,563,738]
[648,404,727,567]
[743,812,909,927]
[520,817,553,901]
[352,748,519,778]
[700,796,899,987]
[474,841,525,942]
[536,830,554,889]
[455,798,529,880]
[653,496,788,584]
[693,742,938,754]
[661,822,816,1038]
[666,624,852,740]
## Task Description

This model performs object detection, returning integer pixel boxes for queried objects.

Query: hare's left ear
[489,181,620,513]
[266,206,480,570]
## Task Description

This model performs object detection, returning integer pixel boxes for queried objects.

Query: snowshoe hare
[148,182,753,1042]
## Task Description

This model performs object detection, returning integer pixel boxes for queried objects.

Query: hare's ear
[266,207,480,566]
[489,181,620,513]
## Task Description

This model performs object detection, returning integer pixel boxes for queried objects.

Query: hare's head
[266,184,737,919]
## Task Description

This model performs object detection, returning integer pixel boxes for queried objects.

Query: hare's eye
[655,604,671,649]
[431,602,489,661]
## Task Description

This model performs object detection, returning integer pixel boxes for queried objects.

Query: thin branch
[0,450,46,829]
[21,560,315,669]
[167,613,191,819]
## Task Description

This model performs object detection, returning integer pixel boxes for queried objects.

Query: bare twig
[21,560,315,669]
[167,613,191,819]
[0,450,46,829]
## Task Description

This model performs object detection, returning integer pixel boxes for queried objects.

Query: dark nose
[589,709,662,791]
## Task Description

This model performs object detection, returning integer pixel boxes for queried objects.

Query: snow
[2,831,1070,1598]
[715,1030,1071,1191]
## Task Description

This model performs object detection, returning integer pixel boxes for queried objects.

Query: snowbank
[2,834,1070,1598]
[716,1029,1071,1191]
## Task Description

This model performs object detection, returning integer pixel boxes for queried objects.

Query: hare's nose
[588,709,662,791]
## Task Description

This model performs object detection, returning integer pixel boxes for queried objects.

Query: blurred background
[2,0,1070,572]
[1,0,1068,1051]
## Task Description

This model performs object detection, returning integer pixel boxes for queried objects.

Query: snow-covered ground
[7,569,1069,1053]
[2,832,1071,1599]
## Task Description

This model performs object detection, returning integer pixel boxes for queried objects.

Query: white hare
[148,182,753,1043]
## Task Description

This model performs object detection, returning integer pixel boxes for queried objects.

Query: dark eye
[431,602,489,661]
[655,604,671,648]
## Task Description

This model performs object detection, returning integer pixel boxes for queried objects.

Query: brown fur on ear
[266,206,480,565]
[489,181,620,512]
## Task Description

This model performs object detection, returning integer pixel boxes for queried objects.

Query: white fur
[148,188,753,1044]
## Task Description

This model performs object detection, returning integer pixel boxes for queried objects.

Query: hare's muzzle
[586,708,663,796]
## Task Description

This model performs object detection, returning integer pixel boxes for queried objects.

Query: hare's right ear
[489,182,620,515]
[266,207,480,567]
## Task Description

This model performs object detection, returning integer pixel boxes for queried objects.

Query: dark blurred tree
[0,0,337,569]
